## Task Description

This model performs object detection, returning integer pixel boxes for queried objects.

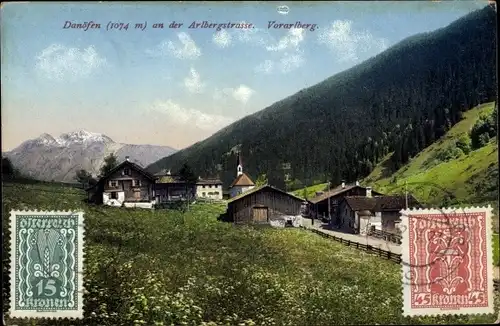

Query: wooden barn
[226,184,305,224]
[308,182,384,222]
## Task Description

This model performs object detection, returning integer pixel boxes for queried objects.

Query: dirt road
[301,218,500,280]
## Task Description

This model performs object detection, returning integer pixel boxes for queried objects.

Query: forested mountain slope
[147,6,497,189]
[363,102,498,207]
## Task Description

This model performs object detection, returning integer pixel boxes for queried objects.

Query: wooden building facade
[86,158,157,208]
[338,195,421,234]
[226,185,305,224]
[308,182,384,223]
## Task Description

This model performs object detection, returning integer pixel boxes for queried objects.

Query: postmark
[8,210,85,319]
[400,206,494,317]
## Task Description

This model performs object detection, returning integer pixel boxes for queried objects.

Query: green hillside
[291,182,329,200]
[292,102,498,208]
[147,6,497,191]
[2,181,499,325]
[363,102,498,207]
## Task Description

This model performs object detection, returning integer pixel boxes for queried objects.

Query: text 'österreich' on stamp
[400,206,494,317]
[9,210,85,319]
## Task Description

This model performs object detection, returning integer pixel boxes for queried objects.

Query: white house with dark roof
[196,177,223,200]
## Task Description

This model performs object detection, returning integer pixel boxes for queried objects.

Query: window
[110,192,118,199]
[133,179,141,187]
[202,192,206,197]
[202,185,206,188]
[109,181,118,188]
[123,168,130,176]
[214,192,219,195]
[209,185,212,188]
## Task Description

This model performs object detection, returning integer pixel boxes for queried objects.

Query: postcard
[1,1,498,324]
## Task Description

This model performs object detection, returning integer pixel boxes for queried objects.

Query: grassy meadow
[2,181,499,325]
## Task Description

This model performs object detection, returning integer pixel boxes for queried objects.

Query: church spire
[237,153,243,177]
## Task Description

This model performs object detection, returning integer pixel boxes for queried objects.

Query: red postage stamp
[400,206,495,317]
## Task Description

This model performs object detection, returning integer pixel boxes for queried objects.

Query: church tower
[229,152,255,198]
[236,153,243,177]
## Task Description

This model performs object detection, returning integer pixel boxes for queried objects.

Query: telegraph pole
[405,180,408,209]
[282,162,291,192]
[328,181,331,222]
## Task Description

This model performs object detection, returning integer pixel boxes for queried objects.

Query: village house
[154,170,196,204]
[196,178,223,200]
[337,194,421,234]
[154,169,223,203]
[86,157,157,208]
[308,181,384,222]
[225,184,305,226]
[229,154,255,198]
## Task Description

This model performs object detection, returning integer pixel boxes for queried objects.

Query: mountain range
[146,6,497,190]
[3,130,177,182]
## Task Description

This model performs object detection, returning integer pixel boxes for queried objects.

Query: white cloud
[266,27,305,52]
[253,28,306,74]
[254,60,274,74]
[183,67,205,94]
[318,20,388,63]
[213,29,232,48]
[231,85,255,104]
[147,32,201,60]
[210,23,305,74]
[150,99,233,130]
[214,85,255,105]
[35,44,106,81]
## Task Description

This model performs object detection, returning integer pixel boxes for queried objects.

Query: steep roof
[309,184,384,204]
[227,184,305,204]
[376,194,421,211]
[115,160,156,180]
[87,160,156,190]
[344,196,378,211]
[230,172,255,187]
[343,195,421,212]
[197,178,223,185]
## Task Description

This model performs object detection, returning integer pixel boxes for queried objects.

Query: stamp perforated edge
[8,209,86,320]
[399,205,495,317]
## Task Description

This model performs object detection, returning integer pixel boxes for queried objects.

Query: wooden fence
[367,228,402,244]
[304,227,500,289]
[305,227,402,263]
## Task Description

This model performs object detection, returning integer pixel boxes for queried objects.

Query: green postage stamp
[8,210,85,319]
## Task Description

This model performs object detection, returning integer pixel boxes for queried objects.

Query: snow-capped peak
[15,133,58,151]
[56,130,114,145]
[37,133,57,144]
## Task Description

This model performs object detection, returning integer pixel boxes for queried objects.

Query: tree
[1,157,15,177]
[100,153,118,177]
[75,169,95,188]
[178,163,198,211]
[255,173,268,186]
[470,111,496,149]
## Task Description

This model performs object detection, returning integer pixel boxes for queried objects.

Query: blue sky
[1,1,488,151]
